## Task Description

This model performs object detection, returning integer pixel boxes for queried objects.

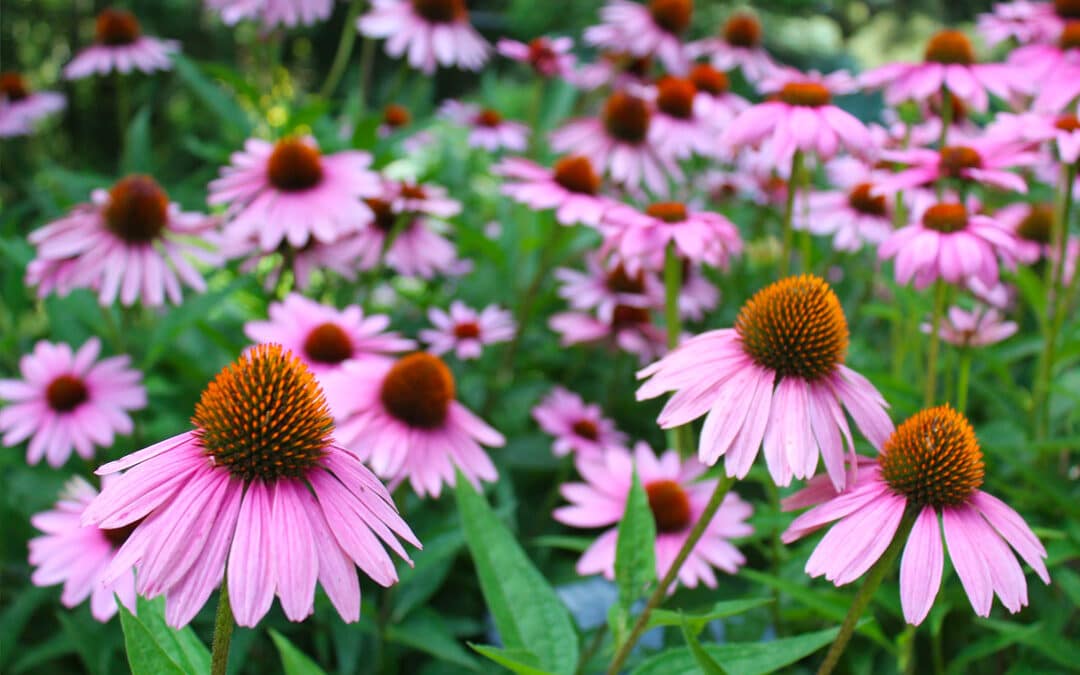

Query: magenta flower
[637,275,893,490]
[584,0,692,75]
[782,406,1049,625]
[64,8,178,80]
[550,306,668,365]
[245,293,414,379]
[419,301,516,360]
[687,64,750,132]
[358,0,489,75]
[439,101,529,152]
[794,157,899,253]
[495,155,617,228]
[352,197,468,278]
[875,138,1038,194]
[0,72,65,138]
[205,0,334,27]
[82,345,420,628]
[27,175,220,307]
[986,108,1080,164]
[387,178,462,219]
[977,0,1065,47]
[1032,25,1080,110]
[325,353,504,498]
[222,230,370,292]
[603,200,742,272]
[532,387,628,457]
[570,51,655,91]
[29,477,137,622]
[687,12,777,83]
[496,36,576,77]
[643,75,722,159]
[555,442,752,590]
[555,253,662,323]
[990,202,1056,264]
[209,136,380,252]
[921,305,1018,347]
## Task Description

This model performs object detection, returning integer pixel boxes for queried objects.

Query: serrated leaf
[118,603,186,675]
[469,645,556,675]
[269,630,329,675]
[455,477,579,675]
[615,469,657,612]
[681,617,727,675]
[647,598,774,633]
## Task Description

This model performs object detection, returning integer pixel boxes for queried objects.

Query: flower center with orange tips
[553,155,601,195]
[1017,204,1054,244]
[302,323,353,365]
[1056,0,1080,19]
[192,345,334,481]
[410,0,465,23]
[938,145,982,178]
[572,419,599,441]
[735,275,849,381]
[603,91,651,143]
[380,353,455,429]
[847,183,888,217]
[922,203,969,233]
[383,104,411,128]
[364,198,397,232]
[1056,113,1080,132]
[777,82,831,107]
[880,405,984,507]
[645,479,692,533]
[475,108,503,127]
[612,304,651,328]
[689,64,729,96]
[605,264,646,294]
[646,201,688,223]
[649,0,692,35]
[45,374,88,413]
[924,30,975,65]
[0,72,29,101]
[453,322,481,339]
[267,139,324,192]
[723,13,762,48]
[103,175,169,244]
[656,77,697,119]
[95,8,141,46]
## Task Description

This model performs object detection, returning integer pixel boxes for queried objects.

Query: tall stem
[319,0,365,99]
[816,511,917,675]
[663,244,692,457]
[935,90,952,199]
[606,475,735,675]
[924,280,947,407]
[210,584,235,675]
[780,150,804,277]
[956,349,972,414]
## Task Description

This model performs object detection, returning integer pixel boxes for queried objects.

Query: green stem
[956,349,972,414]
[924,280,947,407]
[575,624,608,675]
[319,0,365,99]
[936,89,952,199]
[606,475,735,675]
[356,36,376,115]
[816,511,917,675]
[663,243,693,458]
[210,584,235,675]
[780,150,804,277]
[115,71,129,160]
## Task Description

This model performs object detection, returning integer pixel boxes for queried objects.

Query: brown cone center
[553,155,602,195]
[723,13,762,48]
[880,405,984,507]
[103,175,169,245]
[649,0,692,35]
[922,203,969,233]
[95,8,141,46]
[379,353,455,429]
[453,321,481,339]
[603,91,651,143]
[938,145,982,178]
[924,30,975,65]
[646,201,688,223]
[605,264,646,294]
[475,108,503,127]
[303,323,353,365]
[777,82,831,107]
[267,139,324,192]
[848,183,888,217]
[1017,205,1054,243]
[1057,0,1080,20]
[645,479,692,533]
[383,104,411,128]
[0,72,29,101]
[410,0,465,23]
[656,77,697,119]
[689,64,730,96]
[572,418,599,441]
[46,374,89,413]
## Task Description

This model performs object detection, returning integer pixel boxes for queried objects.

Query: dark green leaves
[269,630,329,675]
[615,470,657,613]
[118,597,209,675]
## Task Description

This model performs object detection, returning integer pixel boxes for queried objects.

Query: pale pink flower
[555,252,662,323]
[1008,21,1080,103]
[985,108,1080,164]
[495,155,617,228]
[794,157,898,252]
[387,178,462,218]
[639,76,721,159]
[550,306,668,365]
[637,275,894,491]
[920,305,1018,347]
[0,338,145,466]
[64,9,178,79]
[977,1,1064,47]
[29,476,137,622]
[782,405,1049,626]
[875,138,1038,195]
[678,266,720,322]
[82,345,420,628]
[419,301,516,360]
[555,442,752,590]
[439,100,529,152]
[27,175,221,307]
[358,0,489,74]
[0,72,65,138]
[584,0,692,74]
[570,51,655,91]
[603,201,743,272]
[496,36,575,77]
[532,387,628,457]
[687,12,777,83]
[991,202,1056,264]
[205,0,334,27]
[686,63,750,132]
[352,197,468,278]
[222,230,370,292]
[325,353,504,498]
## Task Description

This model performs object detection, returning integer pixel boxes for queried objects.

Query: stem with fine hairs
[210,583,235,675]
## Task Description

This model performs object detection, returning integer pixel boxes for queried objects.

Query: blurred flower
[419,301,516,360]
[991,202,1055,264]
[570,51,653,91]
[27,175,221,306]
[687,12,776,83]
[29,476,137,622]
[554,442,752,590]
[64,8,179,79]
[532,387,628,457]
[921,305,1018,347]
[209,136,380,252]
[875,138,1037,194]
[439,101,529,152]
[550,305,667,364]
[641,75,718,159]
[686,63,749,133]
[495,155,617,228]
[245,294,414,380]
[637,275,893,490]
[782,405,1049,626]
[0,72,65,138]
[222,231,370,291]
[678,265,720,321]
[358,0,489,75]
[985,108,1080,164]
[496,36,575,77]
[205,0,334,27]
[1008,20,1080,87]
[977,0,1064,47]
[326,353,504,498]
[1,339,145,467]
[378,103,412,137]
[585,0,692,74]
[794,157,899,253]
[603,200,742,272]
[555,253,662,323]
[353,197,468,278]
[387,178,462,218]
[83,345,419,628]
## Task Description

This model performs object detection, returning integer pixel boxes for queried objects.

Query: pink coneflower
[439,101,529,152]
[643,76,719,159]
[1008,20,1080,85]
[585,0,693,74]
[985,108,1080,164]
[551,91,680,195]
[795,157,897,253]
[678,265,720,322]
[358,0,489,75]
[874,139,1037,194]
[82,345,420,628]
[550,305,668,364]
[378,103,412,137]
[991,202,1056,264]
[496,36,575,77]
[1032,28,1080,110]
[0,338,145,467]
[205,0,334,27]
[782,406,1049,625]
[571,51,654,91]
[977,0,1064,47]
[244,293,414,380]
[555,442,752,590]
[687,12,777,83]
[687,64,749,132]
[419,301,516,360]
[29,476,137,622]
[637,275,894,490]
[64,9,179,80]
[388,179,462,219]
[921,305,1018,347]
[604,201,743,272]
[555,253,662,322]
[222,230,370,292]
[209,136,379,252]
[859,29,1019,113]
[352,197,467,278]
[721,70,872,167]
[325,353,504,498]
[532,387,628,457]
[495,155,617,228]
[0,72,65,138]
[878,198,1017,290]
[26,175,221,307]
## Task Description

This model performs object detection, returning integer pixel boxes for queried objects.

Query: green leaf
[469,645,556,675]
[132,596,210,674]
[455,477,579,675]
[118,603,186,675]
[172,55,252,135]
[269,630,329,675]
[646,598,774,633]
[615,469,657,612]
[386,610,481,670]
[680,617,727,675]
[121,106,153,174]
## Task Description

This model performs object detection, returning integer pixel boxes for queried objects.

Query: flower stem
[956,349,972,414]
[663,243,693,458]
[816,510,917,675]
[210,584,235,675]
[935,90,952,199]
[606,474,735,675]
[319,0,365,100]
[924,280,947,407]
[780,150,804,277]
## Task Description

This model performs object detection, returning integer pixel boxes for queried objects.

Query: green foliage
[614,470,657,613]
[118,597,209,675]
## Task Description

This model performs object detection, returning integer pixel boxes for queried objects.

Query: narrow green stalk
[779,150,804,277]
[816,511,917,675]
[924,280,947,407]
[663,243,693,458]
[935,90,952,199]
[210,584,235,675]
[956,349,972,414]
[606,475,735,675]
[575,624,609,675]
[319,0,365,99]
[356,37,376,114]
